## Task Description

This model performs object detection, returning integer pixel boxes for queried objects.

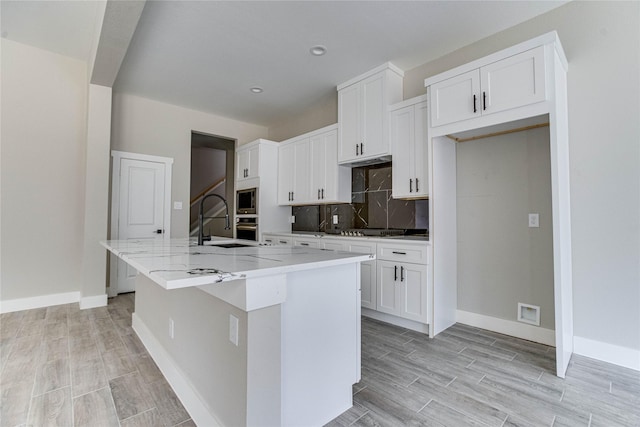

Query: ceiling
[1,1,567,128]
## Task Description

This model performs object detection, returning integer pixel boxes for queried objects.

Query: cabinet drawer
[377,242,428,264]
[346,241,377,256]
[262,235,292,246]
[293,238,320,248]
[322,239,347,251]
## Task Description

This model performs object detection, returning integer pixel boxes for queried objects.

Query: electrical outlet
[290,215,296,224]
[169,318,175,339]
[173,201,183,210]
[332,214,339,225]
[528,213,539,228]
[229,314,239,346]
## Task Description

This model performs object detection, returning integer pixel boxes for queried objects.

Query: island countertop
[101,238,374,290]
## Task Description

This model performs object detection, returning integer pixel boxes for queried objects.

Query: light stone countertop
[102,238,374,290]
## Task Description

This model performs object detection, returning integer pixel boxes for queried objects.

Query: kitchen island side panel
[134,275,280,426]
[281,262,360,426]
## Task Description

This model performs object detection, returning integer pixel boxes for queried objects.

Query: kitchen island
[102,238,373,427]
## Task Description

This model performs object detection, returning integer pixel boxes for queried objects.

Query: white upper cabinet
[279,125,350,206]
[278,137,310,205]
[430,46,546,128]
[236,143,259,184]
[310,128,351,204]
[338,63,403,164]
[390,96,428,199]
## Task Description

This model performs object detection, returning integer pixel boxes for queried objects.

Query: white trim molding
[457,310,556,347]
[132,313,222,427]
[79,294,108,310]
[0,291,80,314]
[573,336,640,372]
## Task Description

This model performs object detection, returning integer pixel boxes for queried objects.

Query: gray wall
[457,128,554,329]
[266,1,640,351]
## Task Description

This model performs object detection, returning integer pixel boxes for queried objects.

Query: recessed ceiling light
[249,87,263,94]
[310,45,327,56]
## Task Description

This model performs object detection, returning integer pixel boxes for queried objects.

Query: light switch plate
[173,201,183,210]
[528,213,539,228]
[332,215,339,225]
[290,215,296,224]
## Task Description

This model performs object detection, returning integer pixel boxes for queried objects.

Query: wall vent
[517,303,540,326]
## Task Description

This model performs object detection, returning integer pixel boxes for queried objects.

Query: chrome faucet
[198,193,231,245]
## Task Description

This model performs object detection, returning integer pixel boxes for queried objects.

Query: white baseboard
[79,294,108,309]
[362,308,429,334]
[0,291,80,314]
[456,310,556,346]
[132,313,222,427]
[573,336,640,372]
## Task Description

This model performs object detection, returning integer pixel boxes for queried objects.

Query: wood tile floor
[2,294,639,426]
[0,293,194,427]
[328,318,640,427]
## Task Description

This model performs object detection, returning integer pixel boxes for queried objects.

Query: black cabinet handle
[400,266,405,282]
[394,265,398,281]
[300,242,309,246]
[483,91,486,111]
[321,188,324,199]
[473,94,477,113]
[360,143,364,155]
[410,179,413,193]
[155,229,163,234]
[279,240,288,244]
[392,251,406,255]
[318,189,321,199]
[356,144,359,155]
[292,191,294,201]
[416,178,419,192]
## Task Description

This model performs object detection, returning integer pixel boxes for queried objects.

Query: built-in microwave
[236,187,257,214]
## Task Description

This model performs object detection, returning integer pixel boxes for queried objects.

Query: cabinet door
[413,101,428,197]
[310,133,327,202]
[347,241,377,310]
[360,261,376,310]
[338,83,361,162]
[277,143,295,205]
[292,138,311,203]
[376,260,402,316]
[391,105,415,199]
[430,69,480,127]
[481,46,546,115]
[246,145,259,179]
[236,149,250,182]
[400,263,428,323]
[360,72,386,158]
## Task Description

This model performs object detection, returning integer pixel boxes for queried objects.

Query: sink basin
[213,243,254,248]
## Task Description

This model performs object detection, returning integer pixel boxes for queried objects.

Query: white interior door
[111,152,172,295]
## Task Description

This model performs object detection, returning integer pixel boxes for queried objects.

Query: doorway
[190,132,236,239]
[109,151,173,295]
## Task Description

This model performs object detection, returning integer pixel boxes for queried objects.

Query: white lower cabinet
[376,261,428,323]
[261,233,429,324]
[345,241,377,311]
[376,241,430,324]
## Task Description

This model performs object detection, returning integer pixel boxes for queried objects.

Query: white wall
[1,39,87,301]
[80,84,112,306]
[110,93,268,238]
